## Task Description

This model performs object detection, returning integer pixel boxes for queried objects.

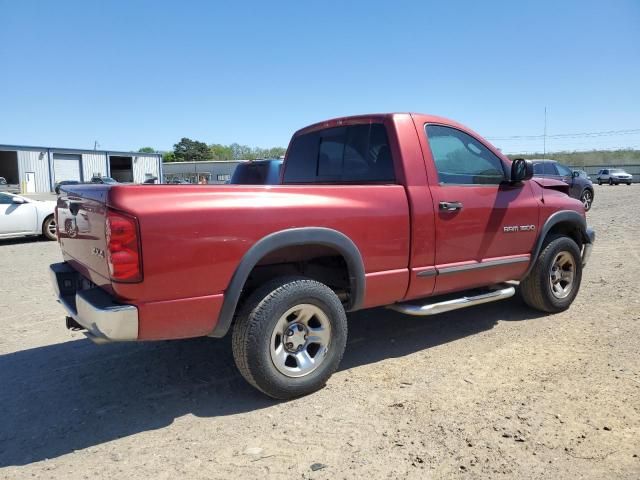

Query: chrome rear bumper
[50,262,138,343]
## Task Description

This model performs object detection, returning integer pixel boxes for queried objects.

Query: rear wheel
[42,215,57,241]
[609,178,613,185]
[519,236,582,313]
[232,277,347,399]
[580,189,593,211]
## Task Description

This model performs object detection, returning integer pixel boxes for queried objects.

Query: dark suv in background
[230,159,283,185]
[531,159,594,211]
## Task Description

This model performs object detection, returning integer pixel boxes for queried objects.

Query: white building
[0,144,163,193]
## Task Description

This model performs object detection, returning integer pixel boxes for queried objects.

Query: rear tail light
[106,209,142,282]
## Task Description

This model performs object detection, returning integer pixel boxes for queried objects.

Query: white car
[596,168,633,185]
[0,192,57,241]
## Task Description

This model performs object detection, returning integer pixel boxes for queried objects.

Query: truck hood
[531,177,570,195]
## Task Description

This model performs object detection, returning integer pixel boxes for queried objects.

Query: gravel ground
[1,185,639,479]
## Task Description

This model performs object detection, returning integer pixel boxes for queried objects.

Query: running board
[387,285,515,316]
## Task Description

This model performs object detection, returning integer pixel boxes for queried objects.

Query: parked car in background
[0,177,21,194]
[55,177,118,194]
[0,192,57,240]
[596,168,633,185]
[168,178,191,184]
[90,176,118,185]
[230,159,283,185]
[55,180,81,194]
[531,159,595,211]
[572,169,590,181]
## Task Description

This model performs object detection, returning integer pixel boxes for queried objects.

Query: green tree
[138,147,156,153]
[173,138,212,162]
[209,143,234,160]
[162,151,176,162]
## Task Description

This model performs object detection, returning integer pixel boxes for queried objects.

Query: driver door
[423,125,539,295]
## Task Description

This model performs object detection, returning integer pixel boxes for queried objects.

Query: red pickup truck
[51,113,595,399]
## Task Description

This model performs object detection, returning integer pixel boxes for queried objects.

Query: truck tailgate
[57,185,112,286]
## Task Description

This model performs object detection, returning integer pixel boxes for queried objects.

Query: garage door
[53,154,81,182]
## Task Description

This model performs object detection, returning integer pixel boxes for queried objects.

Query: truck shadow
[0,296,544,466]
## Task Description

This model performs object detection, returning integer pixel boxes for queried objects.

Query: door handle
[439,201,463,211]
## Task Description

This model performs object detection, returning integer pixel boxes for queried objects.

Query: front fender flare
[522,210,590,278]
[209,227,366,338]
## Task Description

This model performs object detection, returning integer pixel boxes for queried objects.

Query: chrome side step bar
[387,284,515,316]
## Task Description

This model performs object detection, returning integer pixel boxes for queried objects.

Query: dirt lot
[1,185,639,479]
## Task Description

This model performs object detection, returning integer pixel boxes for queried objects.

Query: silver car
[596,168,633,185]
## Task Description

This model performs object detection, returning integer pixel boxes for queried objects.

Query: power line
[487,128,640,141]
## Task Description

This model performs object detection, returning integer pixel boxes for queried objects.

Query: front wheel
[42,215,57,241]
[580,189,593,211]
[519,236,583,313]
[232,277,348,399]
[609,178,613,185]
[597,179,602,185]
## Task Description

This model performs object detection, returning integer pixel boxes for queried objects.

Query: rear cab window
[283,123,395,184]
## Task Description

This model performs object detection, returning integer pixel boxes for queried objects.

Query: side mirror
[572,171,580,178]
[12,197,26,204]
[510,158,534,183]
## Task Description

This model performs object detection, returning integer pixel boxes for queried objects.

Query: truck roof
[293,112,477,138]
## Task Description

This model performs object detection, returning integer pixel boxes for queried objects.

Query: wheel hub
[269,304,332,378]
[549,251,575,299]
[284,323,307,352]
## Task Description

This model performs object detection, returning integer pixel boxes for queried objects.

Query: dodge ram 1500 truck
[51,113,595,399]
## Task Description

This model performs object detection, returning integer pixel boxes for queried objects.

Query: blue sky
[1,0,639,153]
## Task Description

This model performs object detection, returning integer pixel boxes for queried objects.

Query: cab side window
[556,164,572,176]
[425,125,506,185]
[533,162,560,176]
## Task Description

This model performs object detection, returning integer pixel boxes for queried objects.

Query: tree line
[138,138,286,163]
[508,148,640,167]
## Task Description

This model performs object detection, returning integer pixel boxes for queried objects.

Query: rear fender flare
[209,227,365,338]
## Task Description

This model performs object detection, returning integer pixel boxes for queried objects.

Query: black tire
[232,277,348,400]
[597,179,602,185]
[580,189,593,211]
[609,178,613,185]
[519,236,582,313]
[627,182,632,186]
[42,215,57,241]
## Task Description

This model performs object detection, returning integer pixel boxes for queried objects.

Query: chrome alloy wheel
[549,251,576,299]
[581,190,592,210]
[47,218,57,237]
[269,304,332,378]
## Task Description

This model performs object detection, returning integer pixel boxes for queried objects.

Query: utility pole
[543,107,547,158]
[94,140,100,151]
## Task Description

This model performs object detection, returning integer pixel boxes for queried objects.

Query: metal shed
[0,144,163,193]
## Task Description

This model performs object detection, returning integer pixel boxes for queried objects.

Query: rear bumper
[582,227,595,267]
[50,262,138,343]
